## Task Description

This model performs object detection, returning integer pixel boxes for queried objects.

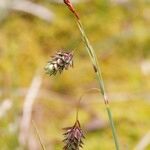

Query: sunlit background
[0,0,150,149]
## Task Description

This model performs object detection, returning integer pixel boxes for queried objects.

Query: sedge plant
[63,0,120,149]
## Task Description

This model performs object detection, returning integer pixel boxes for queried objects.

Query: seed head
[45,51,73,76]
[63,120,85,150]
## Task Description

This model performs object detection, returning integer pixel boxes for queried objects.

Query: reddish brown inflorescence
[63,0,79,19]
[63,120,85,150]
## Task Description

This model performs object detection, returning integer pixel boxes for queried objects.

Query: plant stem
[63,1,120,149]
[32,120,46,150]
[77,20,120,150]
[106,106,119,150]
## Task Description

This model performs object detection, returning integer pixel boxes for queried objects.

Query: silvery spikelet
[63,120,85,150]
[45,51,73,76]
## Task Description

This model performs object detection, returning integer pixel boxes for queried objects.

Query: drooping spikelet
[63,120,85,150]
[45,51,73,76]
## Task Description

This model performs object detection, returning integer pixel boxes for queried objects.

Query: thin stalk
[32,120,46,150]
[106,106,119,150]
[77,21,105,97]
[63,1,120,149]
[77,19,120,150]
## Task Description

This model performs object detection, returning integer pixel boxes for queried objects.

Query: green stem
[77,20,120,150]
[106,106,119,150]
[77,21,105,96]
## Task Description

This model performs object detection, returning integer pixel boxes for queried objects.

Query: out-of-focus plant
[32,120,46,150]
[0,0,54,22]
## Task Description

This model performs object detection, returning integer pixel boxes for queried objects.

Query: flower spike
[45,51,73,76]
[63,120,85,150]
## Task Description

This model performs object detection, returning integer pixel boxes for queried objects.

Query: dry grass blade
[32,120,46,150]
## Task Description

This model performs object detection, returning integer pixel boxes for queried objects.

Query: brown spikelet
[63,120,85,150]
[44,51,73,76]
[63,0,79,19]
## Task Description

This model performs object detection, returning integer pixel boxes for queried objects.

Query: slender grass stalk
[63,1,120,149]
[32,120,46,150]
[77,18,120,150]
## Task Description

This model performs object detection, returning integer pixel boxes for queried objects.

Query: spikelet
[45,51,73,76]
[63,120,84,150]
[63,0,79,19]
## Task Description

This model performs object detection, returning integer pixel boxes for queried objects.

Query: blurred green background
[0,0,150,150]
